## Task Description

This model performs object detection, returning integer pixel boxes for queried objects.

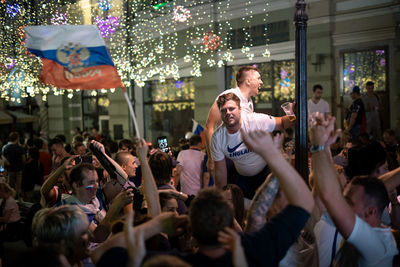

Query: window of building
[342,48,387,95]
[143,77,194,146]
[82,91,109,130]
[227,59,295,115]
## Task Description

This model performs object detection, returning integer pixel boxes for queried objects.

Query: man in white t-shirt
[175,135,205,196]
[204,66,262,174]
[308,84,330,118]
[210,93,294,199]
[310,115,398,267]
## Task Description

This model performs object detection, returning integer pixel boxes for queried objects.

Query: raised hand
[90,140,106,154]
[124,209,145,267]
[218,227,248,267]
[309,113,341,147]
[136,138,148,160]
[241,129,276,158]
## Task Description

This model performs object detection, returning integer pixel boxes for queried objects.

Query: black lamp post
[294,0,309,180]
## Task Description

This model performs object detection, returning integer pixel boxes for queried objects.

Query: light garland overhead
[0,0,271,102]
[95,15,120,38]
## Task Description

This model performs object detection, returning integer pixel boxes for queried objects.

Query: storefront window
[82,90,109,130]
[342,49,387,95]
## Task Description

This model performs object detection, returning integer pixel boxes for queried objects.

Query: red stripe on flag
[40,58,123,89]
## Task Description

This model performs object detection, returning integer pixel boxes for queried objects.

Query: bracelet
[310,144,325,154]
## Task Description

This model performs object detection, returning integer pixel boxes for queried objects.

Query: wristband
[310,144,325,154]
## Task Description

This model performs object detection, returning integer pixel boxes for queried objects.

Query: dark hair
[33,138,44,149]
[9,131,19,142]
[189,188,233,246]
[350,176,389,216]
[49,137,64,148]
[345,142,386,179]
[72,135,84,144]
[54,135,66,143]
[189,135,202,146]
[159,192,177,210]
[73,142,85,151]
[236,66,260,86]
[119,139,134,150]
[217,92,241,110]
[28,147,40,161]
[148,151,172,186]
[366,81,374,86]
[69,162,95,187]
[143,255,191,267]
[313,84,323,92]
[15,245,66,267]
[222,184,245,227]
[383,129,396,137]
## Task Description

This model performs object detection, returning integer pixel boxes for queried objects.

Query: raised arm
[136,138,161,218]
[91,212,188,264]
[273,116,295,132]
[244,174,279,232]
[204,101,222,174]
[241,129,314,213]
[379,166,400,193]
[310,115,356,238]
[40,155,77,207]
[90,140,128,181]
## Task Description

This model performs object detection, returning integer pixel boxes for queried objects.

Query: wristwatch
[310,144,325,153]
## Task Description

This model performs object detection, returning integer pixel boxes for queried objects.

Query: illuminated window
[143,77,194,146]
[82,90,109,130]
[342,48,387,95]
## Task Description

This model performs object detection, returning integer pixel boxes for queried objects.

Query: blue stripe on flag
[28,46,115,70]
[194,124,204,136]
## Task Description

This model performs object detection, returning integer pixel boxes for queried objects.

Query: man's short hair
[115,151,133,166]
[32,205,88,260]
[8,131,19,142]
[350,176,389,217]
[119,139,134,150]
[73,142,85,151]
[189,135,202,146]
[366,81,374,86]
[216,92,241,110]
[236,65,260,86]
[33,138,44,150]
[69,162,95,187]
[313,84,323,92]
[345,142,386,179]
[149,151,172,186]
[72,135,84,144]
[49,137,64,148]
[383,129,396,137]
[189,188,233,246]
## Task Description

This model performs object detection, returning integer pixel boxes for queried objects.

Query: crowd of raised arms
[0,66,399,267]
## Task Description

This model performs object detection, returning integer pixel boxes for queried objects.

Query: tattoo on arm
[244,175,279,232]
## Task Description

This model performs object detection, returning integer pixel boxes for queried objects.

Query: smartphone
[0,166,4,173]
[157,136,169,153]
[75,155,93,164]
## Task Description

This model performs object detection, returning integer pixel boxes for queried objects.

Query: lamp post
[294,0,309,180]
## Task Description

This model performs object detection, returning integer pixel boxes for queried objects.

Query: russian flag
[25,25,123,90]
[192,119,205,149]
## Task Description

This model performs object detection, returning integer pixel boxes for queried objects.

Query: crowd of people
[0,66,399,267]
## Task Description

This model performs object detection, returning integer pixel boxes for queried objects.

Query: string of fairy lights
[0,0,272,103]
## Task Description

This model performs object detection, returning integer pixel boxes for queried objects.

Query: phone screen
[157,136,169,153]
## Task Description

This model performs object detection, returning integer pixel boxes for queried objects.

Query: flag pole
[122,87,141,140]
